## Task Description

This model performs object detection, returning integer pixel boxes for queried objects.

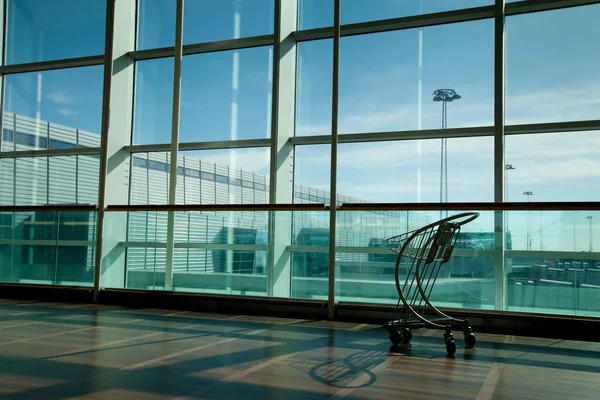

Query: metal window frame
[327,0,341,319]
[5,117,595,160]
[292,0,600,42]
[123,138,271,153]
[0,55,104,75]
[290,120,600,146]
[129,35,275,61]
[0,0,599,316]
[494,0,507,311]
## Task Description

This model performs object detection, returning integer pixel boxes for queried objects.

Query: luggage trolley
[383,212,479,356]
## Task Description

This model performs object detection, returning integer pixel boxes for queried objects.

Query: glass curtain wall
[1,0,599,319]
[0,0,105,286]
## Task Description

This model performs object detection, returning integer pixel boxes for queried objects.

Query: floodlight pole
[433,89,461,220]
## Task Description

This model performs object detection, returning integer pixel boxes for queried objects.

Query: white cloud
[45,90,76,104]
[506,79,600,125]
[295,122,330,136]
[57,108,78,116]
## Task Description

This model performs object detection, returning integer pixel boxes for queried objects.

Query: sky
[2,0,600,251]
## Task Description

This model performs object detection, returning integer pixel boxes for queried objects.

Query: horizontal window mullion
[290,120,600,146]
[0,55,105,75]
[0,148,101,159]
[124,139,271,154]
[129,35,275,61]
[293,6,495,42]
[0,239,96,247]
[506,0,600,16]
[293,0,600,42]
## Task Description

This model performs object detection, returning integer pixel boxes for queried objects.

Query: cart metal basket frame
[383,212,480,355]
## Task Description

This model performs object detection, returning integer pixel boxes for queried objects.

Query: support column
[267,0,297,298]
[165,0,185,291]
[494,0,507,311]
[95,0,136,295]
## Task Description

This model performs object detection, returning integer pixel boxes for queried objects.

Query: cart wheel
[389,328,402,345]
[465,332,476,348]
[402,327,412,342]
[443,325,456,356]
[463,322,476,349]
[446,339,456,356]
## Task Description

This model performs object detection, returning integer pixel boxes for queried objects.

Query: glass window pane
[506,5,600,124]
[129,152,171,205]
[0,155,99,206]
[184,0,274,44]
[291,209,330,299]
[335,210,495,309]
[120,210,168,290]
[296,40,332,137]
[123,210,268,295]
[506,210,600,318]
[133,58,174,145]
[292,144,330,299]
[176,149,270,205]
[294,145,331,204]
[2,129,14,142]
[180,47,273,142]
[505,131,600,202]
[137,0,176,50]
[3,67,103,152]
[337,137,493,203]
[339,20,493,134]
[6,0,106,64]
[0,211,96,286]
[299,0,492,30]
[128,149,270,205]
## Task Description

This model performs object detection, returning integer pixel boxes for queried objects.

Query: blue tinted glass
[338,20,493,133]
[180,47,272,142]
[137,0,176,50]
[6,0,106,64]
[0,211,96,286]
[216,174,229,183]
[132,157,148,168]
[16,133,36,146]
[184,0,274,44]
[2,130,14,142]
[148,160,167,171]
[50,139,76,150]
[506,5,600,124]
[202,172,215,181]
[3,67,104,143]
[185,168,200,178]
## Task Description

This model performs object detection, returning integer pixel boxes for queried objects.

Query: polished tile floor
[0,299,598,399]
